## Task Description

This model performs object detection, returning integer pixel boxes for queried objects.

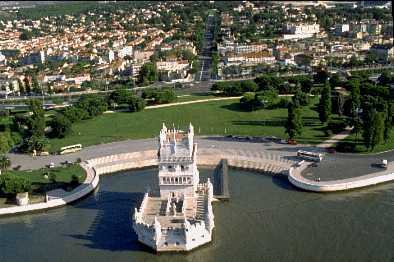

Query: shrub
[240,92,260,111]
[277,98,290,108]
[63,105,89,123]
[50,114,72,138]
[70,175,80,187]
[129,96,146,112]
[49,173,57,183]
[75,95,108,118]
[0,174,31,195]
[327,119,347,134]
[143,88,176,104]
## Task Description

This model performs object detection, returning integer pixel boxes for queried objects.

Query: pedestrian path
[317,126,353,149]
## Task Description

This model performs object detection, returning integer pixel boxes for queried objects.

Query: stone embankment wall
[87,148,294,176]
[0,149,293,216]
[7,148,391,216]
[288,162,394,192]
[0,162,99,216]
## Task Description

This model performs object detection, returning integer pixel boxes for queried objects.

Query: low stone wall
[288,163,394,192]
[0,162,99,216]
[8,148,391,216]
[88,148,294,176]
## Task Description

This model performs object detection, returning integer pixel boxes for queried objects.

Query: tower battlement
[132,123,215,252]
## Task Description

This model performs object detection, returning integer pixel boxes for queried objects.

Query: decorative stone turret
[132,123,215,252]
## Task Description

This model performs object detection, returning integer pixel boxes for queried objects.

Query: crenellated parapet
[133,123,215,252]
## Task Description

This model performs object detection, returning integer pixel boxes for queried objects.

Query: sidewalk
[317,126,354,149]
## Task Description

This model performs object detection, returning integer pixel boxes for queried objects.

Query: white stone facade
[132,124,215,252]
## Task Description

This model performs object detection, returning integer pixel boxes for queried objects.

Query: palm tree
[0,155,11,171]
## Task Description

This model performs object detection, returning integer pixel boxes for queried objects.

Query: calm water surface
[1,168,393,262]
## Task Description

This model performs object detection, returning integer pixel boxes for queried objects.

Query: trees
[292,90,309,107]
[0,155,11,171]
[142,88,176,105]
[24,99,46,152]
[240,92,260,111]
[62,107,88,123]
[329,74,341,88]
[23,77,31,94]
[371,112,385,150]
[384,103,394,142]
[299,77,313,93]
[109,88,133,106]
[75,95,108,118]
[17,79,25,95]
[138,62,157,85]
[0,174,31,195]
[128,96,146,112]
[361,96,383,150]
[0,132,13,155]
[378,71,393,86]
[258,89,279,109]
[318,82,332,123]
[50,114,72,138]
[314,68,329,84]
[285,102,303,140]
[31,74,41,94]
[240,80,258,92]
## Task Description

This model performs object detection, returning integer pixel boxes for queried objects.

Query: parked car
[287,139,297,145]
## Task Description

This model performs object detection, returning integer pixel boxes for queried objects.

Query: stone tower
[158,123,199,199]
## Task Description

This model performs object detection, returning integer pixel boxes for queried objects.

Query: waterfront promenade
[288,161,394,192]
[2,136,394,216]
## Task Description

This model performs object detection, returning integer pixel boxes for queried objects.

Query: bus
[59,144,82,155]
[297,150,323,162]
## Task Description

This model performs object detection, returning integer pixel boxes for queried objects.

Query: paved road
[8,135,394,182]
[7,136,305,170]
[195,14,215,82]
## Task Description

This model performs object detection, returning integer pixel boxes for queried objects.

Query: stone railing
[86,148,294,176]
[288,162,394,192]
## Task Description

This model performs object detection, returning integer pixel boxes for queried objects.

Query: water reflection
[0,168,393,262]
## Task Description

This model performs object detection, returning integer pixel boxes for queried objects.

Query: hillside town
[0,2,394,261]
[0,1,392,97]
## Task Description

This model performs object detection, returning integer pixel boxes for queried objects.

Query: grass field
[49,97,330,151]
[6,164,86,185]
[336,129,394,154]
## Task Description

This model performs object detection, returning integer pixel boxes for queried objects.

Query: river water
[1,168,393,262]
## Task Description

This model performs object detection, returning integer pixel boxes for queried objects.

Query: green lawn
[336,129,394,154]
[175,94,217,103]
[49,98,329,152]
[6,164,86,185]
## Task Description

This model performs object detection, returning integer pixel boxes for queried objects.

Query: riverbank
[288,161,394,192]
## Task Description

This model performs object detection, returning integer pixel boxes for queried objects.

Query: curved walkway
[0,162,99,216]
[288,161,394,192]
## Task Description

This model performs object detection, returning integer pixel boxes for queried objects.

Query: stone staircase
[195,194,206,221]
